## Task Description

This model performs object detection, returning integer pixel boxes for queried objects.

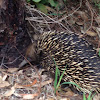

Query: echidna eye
[38,49,43,57]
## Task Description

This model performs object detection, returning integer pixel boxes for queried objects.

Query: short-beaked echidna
[37,31,100,93]
[19,31,100,93]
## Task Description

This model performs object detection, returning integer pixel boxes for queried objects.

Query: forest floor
[0,0,100,100]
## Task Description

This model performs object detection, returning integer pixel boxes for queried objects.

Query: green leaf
[48,0,56,7]
[53,57,58,92]
[27,0,30,2]
[64,0,67,2]
[40,0,48,4]
[99,49,100,57]
[91,92,96,100]
[87,92,91,100]
[32,0,41,3]
[56,65,67,89]
[54,1,60,10]
[36,3,48,13]
[83,92,87,100]
[61,82,82,90]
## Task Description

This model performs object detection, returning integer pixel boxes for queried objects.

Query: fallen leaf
[13,93,22,97]
[7,68,18,73]
[75,11,88,21]
[0,76,3,83]
[14,83,24,89]
[0,81,10,88]
[93,94,100,100]
[76,20,84,25]
[2,74,8,81]
[21,93,38,99]
[41,79,53,87]
[96,27,100,32]
[86,31,97,37]
[96,16,100,24]
[68,17,76,25]
[31,79,53,87]
[47,98,55,100]
[59,98,69,100]
[22,79,37,87]
[4,87,15,97]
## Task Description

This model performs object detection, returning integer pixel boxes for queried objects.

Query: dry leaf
[13,93,22,97]
[14,83,24,89]
[96,16,100,24]
[7,68,18,73]
[86,31,97,37]
[96,27,100,32]
[75,11,88,21]
[34,79,53,87]
[21,93,38,99]
[47,98,55,100]
[22,79,37,87]
[41,79,53,87]
[76,19,84,26]
[93,94,100,100]
[2,74,8,81]
[0,76,2,83]
[68,17,76,25]
[59,98,69,100]
[4,87,15,97]
[0,81,10,88]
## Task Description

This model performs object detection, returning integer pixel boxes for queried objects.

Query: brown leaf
[93,94,100,100]
[76,19,84,26]
[0,76,2,83]
[0,81,10,88]
[86,31,97,37]
[47,98,55,100]
[14,83,24,89]
[22,79,37,87]
[2,74,8,81]
[21,93,38,99]
[4,87,15,97]
[7,68,18,73]
[75,11,88,21]
[96,16,100,24]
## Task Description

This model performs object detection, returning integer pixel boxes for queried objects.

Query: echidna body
[37,32,100,92]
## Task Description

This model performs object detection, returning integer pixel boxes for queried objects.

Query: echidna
[19,31,100,93]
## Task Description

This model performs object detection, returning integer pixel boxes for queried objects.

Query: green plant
[83,92,96,100]
[26,0,59,13]
[53,58,95,100]
[99,49,100,57]
[92,0,100,14]
[62,82,95,100]
[53,57,67,93]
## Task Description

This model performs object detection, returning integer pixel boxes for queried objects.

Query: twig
[25,5,73,33]
[58,0,82,22]
[85,0,94,32]
[0,56,5,67]
[14,46,42,95]
[4,56,21,65]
